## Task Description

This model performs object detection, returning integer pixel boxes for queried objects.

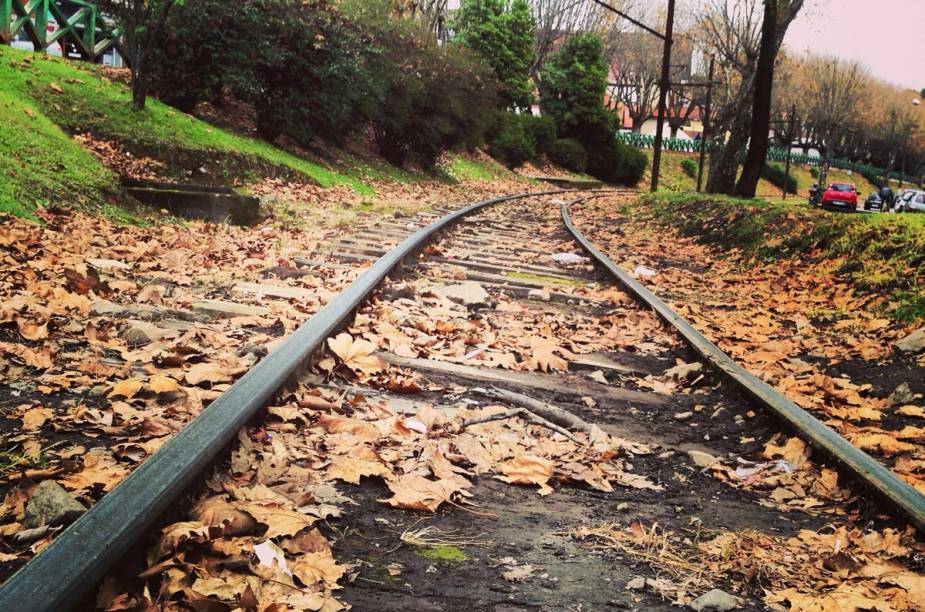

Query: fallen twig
[472,386,593,434]
[462,406,582,443]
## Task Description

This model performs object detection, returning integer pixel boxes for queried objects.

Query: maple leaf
[315,413,380,441]
[16,320,48,341]
[524,337,575,372]
[152,521,211,561]
[59,448,129,493]
[380,474,461,512]
[238,502,316,539]
[326,456,391,485]
[21,407,53,431]
[108,378,143,399]
[147,375,180,395]
[189,499,257,536]
[290,551,347,590]
[185,362,233,386]
[496,455,555,495]
[327,333,384,377]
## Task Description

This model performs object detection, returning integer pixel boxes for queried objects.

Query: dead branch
[471,387,594,434]
[462,406,582,444]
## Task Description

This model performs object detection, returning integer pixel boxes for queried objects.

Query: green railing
[1,0,120,62]
[616,132,919,186]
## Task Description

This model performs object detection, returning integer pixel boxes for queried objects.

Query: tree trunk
[132,60,147,111]
[734,0,779,197]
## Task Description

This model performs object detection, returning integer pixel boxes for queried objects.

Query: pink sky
[784,0,925,90]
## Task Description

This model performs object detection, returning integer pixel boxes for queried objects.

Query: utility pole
[650,0,675,192]
[590,0,674,193]
[696,56,715,193]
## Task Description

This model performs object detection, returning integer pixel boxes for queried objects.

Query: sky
[784,0,925,90]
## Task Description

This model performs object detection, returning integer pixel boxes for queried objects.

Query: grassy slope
[643,192,925,322]
[0,48,374,202]
[0,89,118,218]
[657,151,879,200]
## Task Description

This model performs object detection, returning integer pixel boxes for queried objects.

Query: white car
[896,189,925,213]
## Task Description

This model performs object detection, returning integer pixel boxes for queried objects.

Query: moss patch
[416,545,469,563]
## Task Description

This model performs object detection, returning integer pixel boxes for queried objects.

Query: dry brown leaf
[189,499,257,536]
[381,474,461,512]
[185,362,232,386]
[326,456,391,485]
[497,455,555,495]
[108,378,144,399]
[147,375,180,395]
[327,333,384,377]
[17,320,48,341]
[21,407,53,431]
[525,337,574,372]
[153,521,211,560]
[239,503,316,539]
[290,551,347,589]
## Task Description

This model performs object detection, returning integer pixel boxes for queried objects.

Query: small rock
[433,281,491,309]
[527,288,551,301]
[625,576,645,590]
[632,265,657,278]
[687,450,718,468]
[121,321,167,347]
[616,502,629,512]
[24,481,87,528]
[888,383,916,407]
[674,411,693,421]
[733,414,745,425]
[689,588,740,611]
[89,300,126,316]
[896,328,925,354]
[393,209,406,219]
[551,252,589,265]
[710,407,727,419]
[89,385,109,397]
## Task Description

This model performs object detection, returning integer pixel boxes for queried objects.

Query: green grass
[444,155,511,183]
[0,47,373,200]
[0,88,118,218]
[642,192,925,322]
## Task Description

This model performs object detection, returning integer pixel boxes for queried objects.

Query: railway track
[2,190,924,610]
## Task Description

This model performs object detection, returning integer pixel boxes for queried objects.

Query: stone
[687,450,718,468]
[432,281,491,308]
[121,321,168,347]
[24,481,86,528]
[896,328,925,354]
[888,383,916,407]
[674,411,693,421]
[527,288,551,302]
[616,502,629,512]
[89,300,127,317]
[689,588,740,611]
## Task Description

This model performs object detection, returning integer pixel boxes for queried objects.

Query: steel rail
[561,201,925,532]
[0,190,572,611]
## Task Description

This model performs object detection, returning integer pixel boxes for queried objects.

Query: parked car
[902,189,925,213]
[863,192,884,212]
[820,183,858,210]
[893,189,921,212]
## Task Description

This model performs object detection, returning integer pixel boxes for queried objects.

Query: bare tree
[692,0,764,194]
[97,0,181,111]
[530,0,633,81]
[606,30,661,131]
[735,0,804,197]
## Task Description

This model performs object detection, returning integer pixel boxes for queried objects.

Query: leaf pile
[571,196,925,495]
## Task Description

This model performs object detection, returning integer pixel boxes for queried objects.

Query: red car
[820,182,858,210]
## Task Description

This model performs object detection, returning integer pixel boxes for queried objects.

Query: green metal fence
[616,132,919,186]
[1,0,119,62]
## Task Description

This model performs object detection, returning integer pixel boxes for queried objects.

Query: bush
[369,22,499,167]
[761,162,797,194]
[489,113,536,168]
[523,114,557,154]
[681,158,698,178]
[810,166,819,178]
[586,136,647,185]
[150,0,372,147]
[548,138,587,173]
